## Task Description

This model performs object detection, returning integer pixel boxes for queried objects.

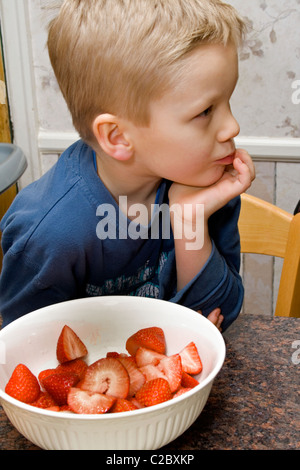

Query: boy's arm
[166,150,255,331]
[169,149,254,291]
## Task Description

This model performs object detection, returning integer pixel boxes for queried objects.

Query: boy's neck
[95,150,162,217]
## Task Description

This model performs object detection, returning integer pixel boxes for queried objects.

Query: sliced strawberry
[42,372,79,405]
[126,327,166,356]
[45,406,61,412]
[106,352,120,358]
[31,391,58,409]
[59,404,73,412]
[79,357,129,398]
[157,354,182,393]
[5,364,40,404]
[135,347,166,368]
[38,369,57,386]
[110,398,138,413]
[56,325,88,364]
[181,371,199,388]
[117,356,145,396]
[178,342,203,375]
[173,387,193,398]
[56,358,88,380]
[139,364,166,382]
[67,387,115,414]
[135,378,172,407]
[128,397,145,409]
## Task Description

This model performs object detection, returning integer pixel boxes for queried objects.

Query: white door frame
[0,0,40,189]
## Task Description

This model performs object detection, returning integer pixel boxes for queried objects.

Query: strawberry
[173,387,193,398]
[67,387,116,414]
[139,364,166,382]
[42,372,79,405]
[135,347,166,367]
[38,369,57,385]
[178,342,202,375]
[126,327,166,356]
[56,358,88,380]
[157,354,182,393]
[45,406,61,412]
[181,371,199,388]
[31,391,58,409]
[117,356,145,396]
[5,364,40,404]
[106,352,121,358]
[128,397,145,409]
[79,357,130,398]
[110,398,138,413]
[59,404,73,412]
[135,378,172,407]
[56,325,88,364]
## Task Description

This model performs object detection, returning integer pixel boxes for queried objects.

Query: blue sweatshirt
[0,140,243,330]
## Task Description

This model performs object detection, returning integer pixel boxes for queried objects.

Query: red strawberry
[181,371,199,388]
[117,356,145,396]
[139,364,166,382]
[38,369,57,385]
[42,372,79,405]
[178,342,202,375]
[106,352,121,358]
[110,398,138,413]
[56,325,88,364]
[31,391,58,409]
[135,378,172,407]
[126,327,166,356]
[128,397,145,409]
[79,357,129,398]
[59,404,73,412]
[5,364,40,404]
[45,406,60,412]
[56,358,88,380]
[67,387,116,414]
[173,387,193,398]
[135,347,166,367]
[157,354,182,393]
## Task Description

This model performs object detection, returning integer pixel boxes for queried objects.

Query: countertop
[0,315,299,451]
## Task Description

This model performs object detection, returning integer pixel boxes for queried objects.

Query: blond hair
[48,0,246,146]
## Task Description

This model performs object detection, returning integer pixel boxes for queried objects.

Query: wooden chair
[238,193,300,317]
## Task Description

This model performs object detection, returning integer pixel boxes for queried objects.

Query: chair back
[239,193,300,317]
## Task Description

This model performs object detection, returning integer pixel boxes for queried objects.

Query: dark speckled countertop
[0,315,299,451]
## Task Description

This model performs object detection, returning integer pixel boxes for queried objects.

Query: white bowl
[0,296,225,450]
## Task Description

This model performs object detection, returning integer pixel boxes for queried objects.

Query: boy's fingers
[197,308,223,331]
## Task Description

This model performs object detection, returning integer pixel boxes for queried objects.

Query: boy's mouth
[215,152,236,165]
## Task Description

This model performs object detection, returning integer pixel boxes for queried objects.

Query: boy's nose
[217,110,240,143]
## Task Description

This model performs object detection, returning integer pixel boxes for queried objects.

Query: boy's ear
[92,114,134,161]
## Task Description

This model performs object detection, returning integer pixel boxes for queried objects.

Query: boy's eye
[197,106,213,118]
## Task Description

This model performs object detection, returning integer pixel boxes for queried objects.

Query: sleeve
[159,196,243,331]
[0,244,86,328]
[0,204,89,328]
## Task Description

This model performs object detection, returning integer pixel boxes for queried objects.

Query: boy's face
[128,43,240,188]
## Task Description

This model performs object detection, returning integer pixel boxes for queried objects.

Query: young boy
[0,0,255,331]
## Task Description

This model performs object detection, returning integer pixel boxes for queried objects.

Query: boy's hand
[198,308,224,331]
[169,149,255,220]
